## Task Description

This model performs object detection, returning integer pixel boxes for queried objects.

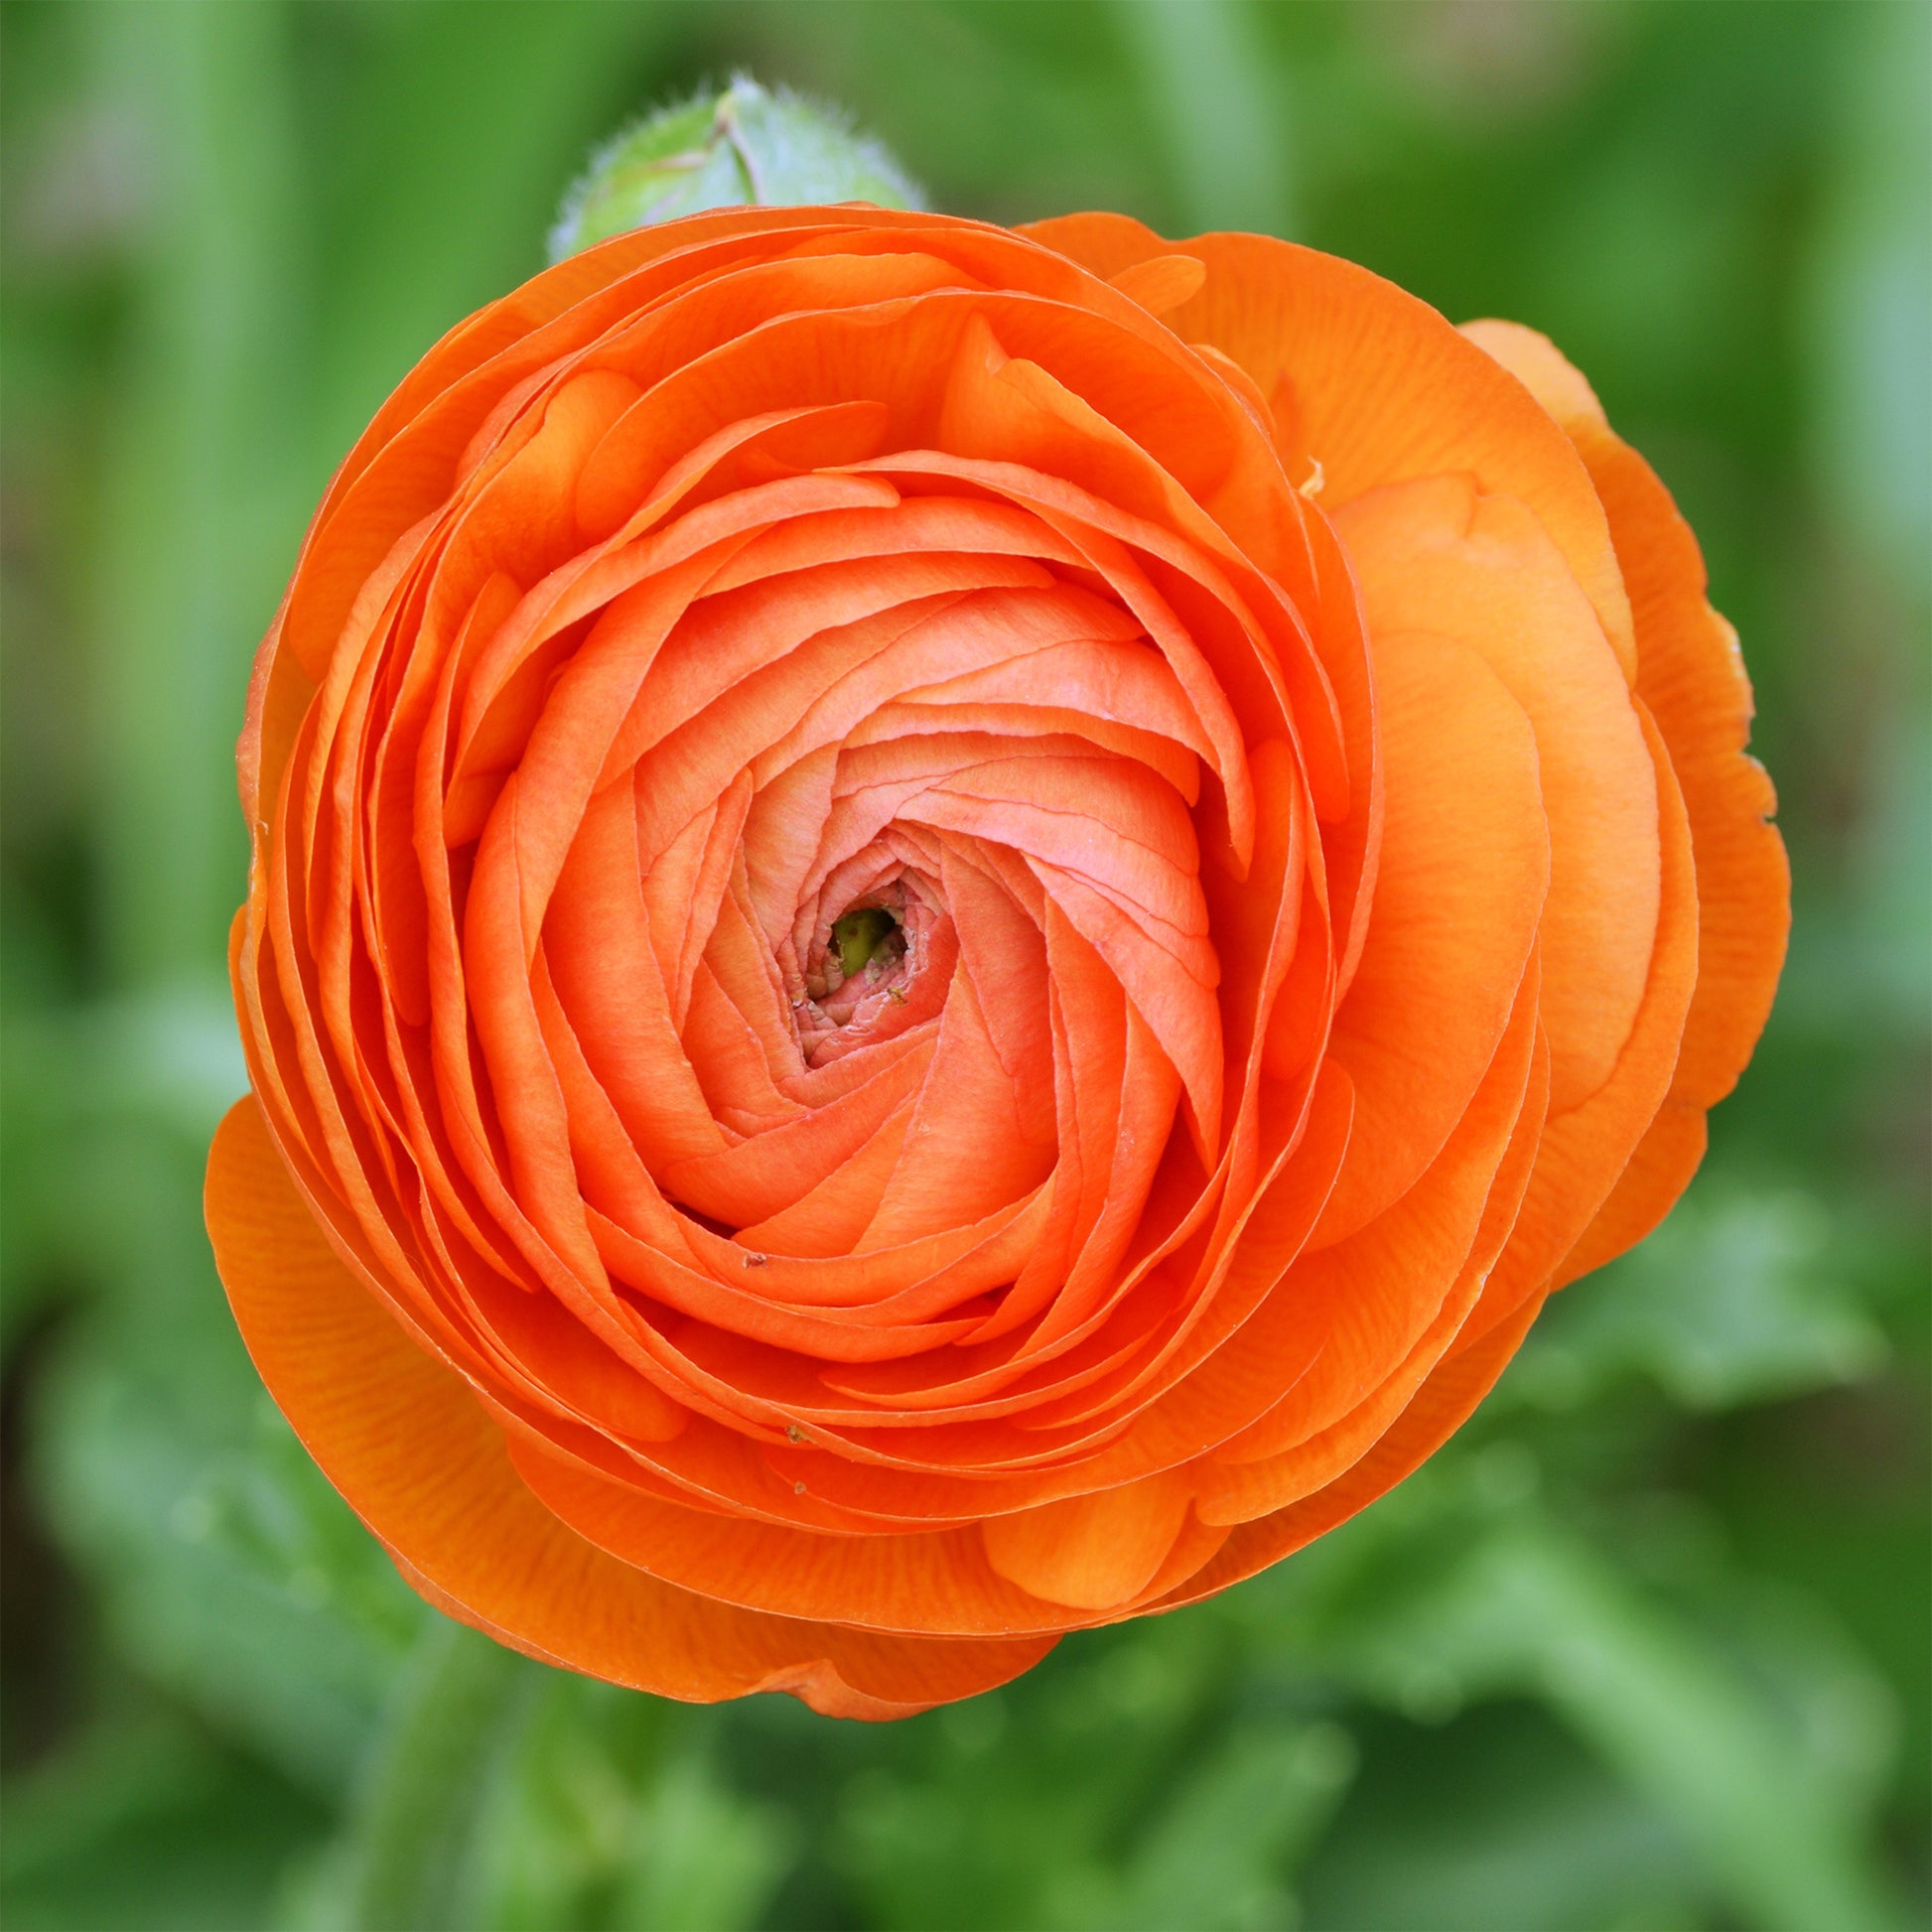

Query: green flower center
[830,905,902,981]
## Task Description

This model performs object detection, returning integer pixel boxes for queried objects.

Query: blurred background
[2,2,1926,1927]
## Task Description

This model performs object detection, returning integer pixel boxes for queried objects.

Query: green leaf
[1298,1703,1706,1932]
[0,1709,326,1932]
[1506,1189,1888,1413]
[1326,1516,1908,1932]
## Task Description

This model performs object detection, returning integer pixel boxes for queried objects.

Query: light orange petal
[1465,699,1700,1336]
[981,1471,1195,1610]
[1334,474,1659,1113]
[1026,217,1636,678]
[1462,319,1789,1107]
[1462,319,1789,1272]
[1315,624,1549,1244]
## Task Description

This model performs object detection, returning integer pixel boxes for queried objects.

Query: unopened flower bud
[549,75,923,260]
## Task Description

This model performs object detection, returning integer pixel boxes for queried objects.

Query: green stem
[343,1619,535,1932]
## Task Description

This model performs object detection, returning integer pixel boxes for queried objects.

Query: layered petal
[210,205,1783,1714]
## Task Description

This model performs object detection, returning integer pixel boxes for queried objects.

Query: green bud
[549,75,924,261]
[831,906,901,981]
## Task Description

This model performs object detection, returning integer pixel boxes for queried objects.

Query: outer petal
[1312,621,1548,1244]
[1464,699,1700,1338]
[204,1097,1053,1715]
[1021,214,1637,679]
[1156,1289,1549,1606]
[1461,321,1789,1273]
[1333,475,1658,1116]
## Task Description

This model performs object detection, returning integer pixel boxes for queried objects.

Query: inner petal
[797,871,945,1058]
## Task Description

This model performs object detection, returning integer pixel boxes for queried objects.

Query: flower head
[207,204,1786,1717]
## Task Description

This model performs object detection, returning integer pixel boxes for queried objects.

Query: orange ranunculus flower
[206,207,1787,1718]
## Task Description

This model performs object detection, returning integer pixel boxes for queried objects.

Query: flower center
[830,904,903,981]
[789,873,945,1067]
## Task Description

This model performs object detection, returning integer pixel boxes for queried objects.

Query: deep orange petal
[205,1096,1053,1712]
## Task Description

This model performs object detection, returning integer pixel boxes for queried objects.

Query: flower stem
[342,1619,535,1931]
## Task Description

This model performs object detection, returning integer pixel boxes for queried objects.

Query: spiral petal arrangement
[207,207,1787,1716]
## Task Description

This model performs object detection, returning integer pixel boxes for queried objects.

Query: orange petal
[1158,1289,1548,1608]
[981,1470,1195,1610]
[1316,625,1549,1244]
[205,1095,1052,1712]
[1462,320,1788,1279]
[1462,319,1788,1114]
[1464,699,1699,1338]
[1334,474,1659,1113]
[1025,219,1637,680]
[1108,252,1208,317]
[1020,211,1175,285]
[1197,950,1543,1524]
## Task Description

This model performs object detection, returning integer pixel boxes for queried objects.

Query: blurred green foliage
[2,3,1926,1928]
